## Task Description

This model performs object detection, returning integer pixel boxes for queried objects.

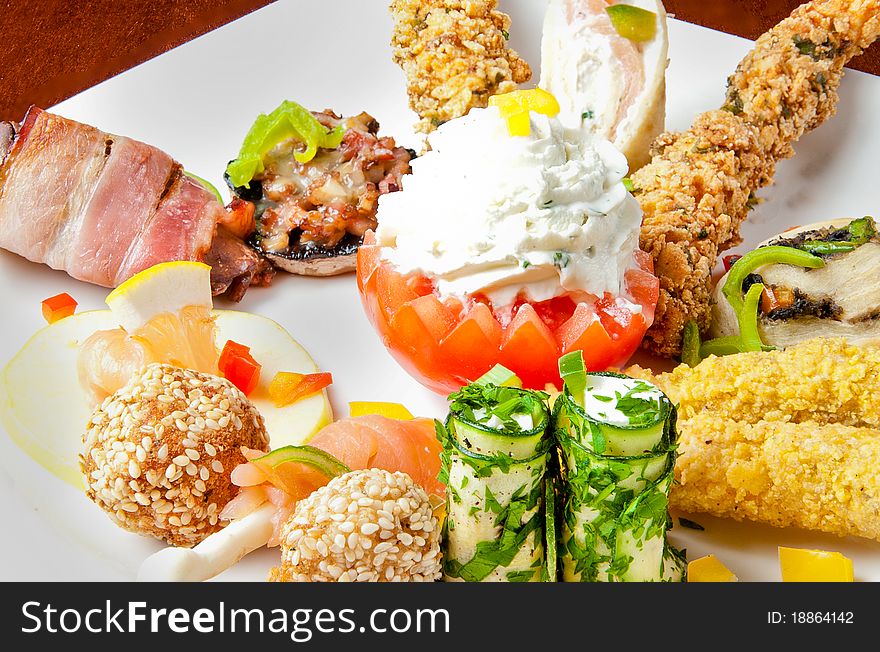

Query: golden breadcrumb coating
[633,0,880,357]
[390,0,531,133]
[628,338,880,541]
[672,415,880,541]
[628,337,880,427]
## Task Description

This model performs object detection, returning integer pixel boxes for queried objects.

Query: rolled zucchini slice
[439,382,554,582]
[555,354,684,582]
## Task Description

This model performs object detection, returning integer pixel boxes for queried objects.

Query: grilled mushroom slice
[711,217,880,348]
[254,232,361,277]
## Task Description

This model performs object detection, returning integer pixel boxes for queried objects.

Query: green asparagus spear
[554,352,685,582]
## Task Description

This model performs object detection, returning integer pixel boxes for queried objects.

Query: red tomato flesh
[356,242,658,393]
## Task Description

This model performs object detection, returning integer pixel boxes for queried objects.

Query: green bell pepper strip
[225,100,345,188]
[184,171,223,203]
[722,246,824,314]
[605,5,657,43]
[699,335,750,358]
[737,282,766,352]
[699,283,769,358]
[558,351,588,402]
[476,364,522,388]
[798,241,856,256]
[680,321,702,367]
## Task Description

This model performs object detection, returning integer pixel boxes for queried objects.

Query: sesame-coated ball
[271,469,442,582]
[81,363,269,547]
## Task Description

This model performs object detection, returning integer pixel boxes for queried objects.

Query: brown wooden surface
[0,1,877,120]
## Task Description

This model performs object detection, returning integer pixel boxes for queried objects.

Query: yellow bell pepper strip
[605,4,657,43]
[489,88,560,137]
[349,401,414,420]
[41,292,77,324]
[688,555,738,582]
[269,371,333,408]
[779,547,854,582]
[225,100,345,188]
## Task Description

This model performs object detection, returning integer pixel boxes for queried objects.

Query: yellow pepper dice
[489,88,561,137]
[687,555,738,582]
[779,547,854,582]
[349,401,414,420]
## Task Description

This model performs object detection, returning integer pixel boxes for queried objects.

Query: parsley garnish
[553,251,571,269]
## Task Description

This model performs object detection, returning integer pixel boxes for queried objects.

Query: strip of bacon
[0,106,271,299]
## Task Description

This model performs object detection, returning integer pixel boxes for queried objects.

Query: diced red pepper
[268,371,333,407]
[219,340,261,396]
[722,254,742,272]
[41,293,77,324]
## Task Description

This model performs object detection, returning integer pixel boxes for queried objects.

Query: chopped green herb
[793,36,817,58]
[678,517,705,531]
[622,177,635,192]
[722,89,744,115]
[553,251,571,269]
[582,110,595,120]
[501,29,510,40]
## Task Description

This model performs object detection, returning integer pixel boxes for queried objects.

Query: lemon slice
[106,261,213,333]
[1,310,332,489]
[85,262,218,402]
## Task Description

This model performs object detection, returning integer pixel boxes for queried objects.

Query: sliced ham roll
[0,106,272,298]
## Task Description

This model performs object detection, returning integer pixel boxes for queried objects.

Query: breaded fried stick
[629,337,880,427]
[632,0,880,357]
[628,338,880,541]
[673,415,880,542]
[390,0,531,133]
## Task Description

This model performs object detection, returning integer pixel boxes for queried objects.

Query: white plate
[2,0,879,581]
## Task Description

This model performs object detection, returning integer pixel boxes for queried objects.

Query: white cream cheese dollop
[374,105,642,311]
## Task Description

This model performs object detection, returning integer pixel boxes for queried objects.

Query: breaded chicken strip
[629,337,880,427]
[672,415,880,541]
[390,0,531,133]
[633,0,880,357]
[628,338,880,540]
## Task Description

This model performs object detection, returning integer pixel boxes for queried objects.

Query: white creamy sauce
[473,408,535,432]
[375,106,642,310]
[540,7,629,139]
[581,374,663,427]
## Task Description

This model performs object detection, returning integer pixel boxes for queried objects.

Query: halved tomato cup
[356,233,659,393]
